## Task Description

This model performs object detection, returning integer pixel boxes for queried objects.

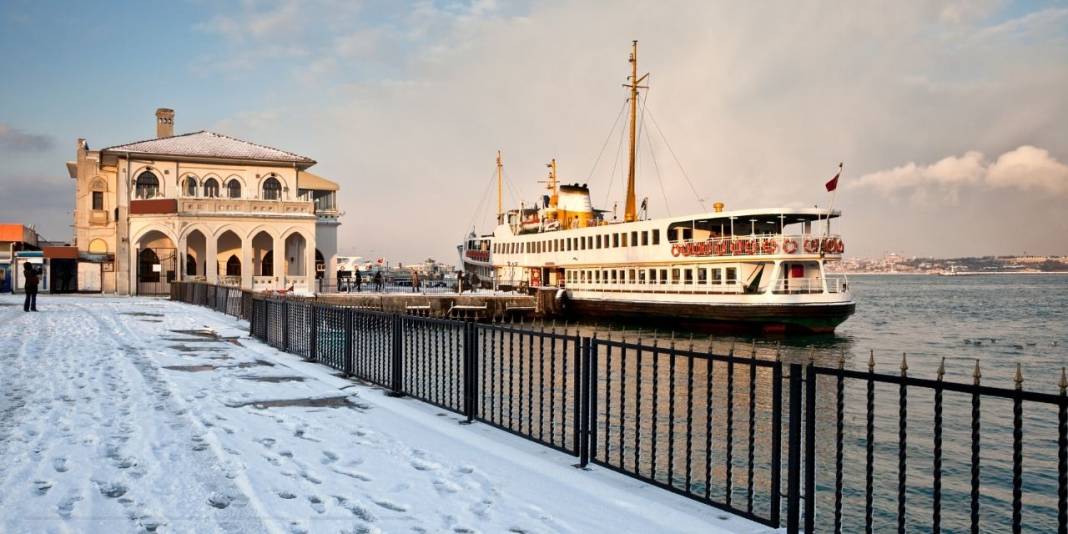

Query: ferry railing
[171,281,1068,533]
[670,233,843,257]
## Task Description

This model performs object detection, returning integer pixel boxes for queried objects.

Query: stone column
[305,234,316,293]
[205,234,218,284]
[273,234,285,290]
[241,239,253,290]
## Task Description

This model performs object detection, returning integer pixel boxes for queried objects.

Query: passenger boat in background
[461,42,855,333]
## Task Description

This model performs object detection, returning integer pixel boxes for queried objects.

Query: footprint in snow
[95,480,128,498]
[207,492,234,509]
[321,451,339,464]
[279,450,294,458]
[257,437,277,449]
[57,495,82,518]
[277,490,297,500]
[33,480,53,496]
[308,495,326,514]
[52,457,69,472]
[373,499,408,513]
[410,458,441,472]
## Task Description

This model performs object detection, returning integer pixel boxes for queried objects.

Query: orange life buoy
[804,239,819,254]
[671,244,682,257]
[731,240,743,254]
[837,239,845,254]
[783,239,798,254]
[714,241,727,255]
[762,240,778,254]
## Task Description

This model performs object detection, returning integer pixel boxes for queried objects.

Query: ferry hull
[565,298,855,334]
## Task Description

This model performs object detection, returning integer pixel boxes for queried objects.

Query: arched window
[225,255,241,276]
[186,255,197,276]
[227,180,241,199]
[135,172,160,199]
[262,177,281,200]
[262,250,274,277]
[88,239,108,254]
[183,176,197,197]
[203,178,219,198]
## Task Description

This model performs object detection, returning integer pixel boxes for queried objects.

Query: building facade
[68,108,340,295]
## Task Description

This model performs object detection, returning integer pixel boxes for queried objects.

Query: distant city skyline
[1,1,1066,262]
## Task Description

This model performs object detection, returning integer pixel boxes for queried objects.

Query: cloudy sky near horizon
[1,0,1066,262]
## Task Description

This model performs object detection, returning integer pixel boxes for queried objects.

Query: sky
[1,0,1066,262]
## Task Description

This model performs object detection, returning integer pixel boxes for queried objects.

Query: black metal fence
[172,281,1068,533]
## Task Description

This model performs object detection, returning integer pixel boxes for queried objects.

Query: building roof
[297,170,339,191]
[101,131,316,165]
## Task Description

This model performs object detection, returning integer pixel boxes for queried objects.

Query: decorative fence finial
[937,357,946,381]
[900,353,909,376]
[868,349,875,372]
[1060,367,1068,395]
[1014,363,1024,391]
[973,359,982,385]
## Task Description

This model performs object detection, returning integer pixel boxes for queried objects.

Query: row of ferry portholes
[670,237,844,258]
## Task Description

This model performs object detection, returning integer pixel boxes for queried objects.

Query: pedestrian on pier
[354,271,362,292]
[22,262,39,312]
[411,270,420,293]
[373,271,383,292]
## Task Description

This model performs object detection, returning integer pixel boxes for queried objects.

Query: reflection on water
[556,274,1068,531]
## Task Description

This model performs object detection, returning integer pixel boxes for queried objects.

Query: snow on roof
[102,131,315,165]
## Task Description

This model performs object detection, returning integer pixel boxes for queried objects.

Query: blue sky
[1,1,1066,260]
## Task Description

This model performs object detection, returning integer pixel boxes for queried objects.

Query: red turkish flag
[825,172,840,192]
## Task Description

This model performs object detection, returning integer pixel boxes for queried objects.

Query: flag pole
[825,162,842,237]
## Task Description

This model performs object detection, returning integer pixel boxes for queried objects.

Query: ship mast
[546,158,559,208]
[496,150,503,224]
[624,40,649,223]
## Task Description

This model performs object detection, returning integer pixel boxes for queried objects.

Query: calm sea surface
[564,274,1068,531]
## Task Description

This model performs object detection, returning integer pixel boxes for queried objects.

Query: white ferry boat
[460,42,854,333]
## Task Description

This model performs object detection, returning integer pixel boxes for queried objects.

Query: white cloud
[852,145,1068,199]
[987,145,1068,195]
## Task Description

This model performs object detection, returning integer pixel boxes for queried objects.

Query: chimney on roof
[155,108,174,138]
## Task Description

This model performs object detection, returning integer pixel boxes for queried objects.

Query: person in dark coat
[373,271,383,292]
[23,262,39,312]
[354,270,362,292]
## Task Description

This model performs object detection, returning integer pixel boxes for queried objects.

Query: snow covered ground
[0,294,771,534]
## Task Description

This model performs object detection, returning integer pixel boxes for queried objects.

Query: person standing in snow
[354,270,362,292]
[373,271,383,292]
[23,262,39,312]
[411,270,420,293]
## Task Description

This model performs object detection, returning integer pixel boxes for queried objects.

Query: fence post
[388,314,405,397]
[786,362,802,534]
[577,335,593,468]
[309,304,318,362]
[249,298,257,338]
[282,300,290,352]
[462,321,477,423]
[343,308,354,376]
[804,362,817,534]
[770,356,784,527]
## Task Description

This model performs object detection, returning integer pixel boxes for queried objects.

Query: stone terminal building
[69,108,340,295]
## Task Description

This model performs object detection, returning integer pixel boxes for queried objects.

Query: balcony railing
[771,275,849,295]
[176,198,314,217]
[669,234,844,258]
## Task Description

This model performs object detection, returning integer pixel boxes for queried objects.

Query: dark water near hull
[560,274,1068,531]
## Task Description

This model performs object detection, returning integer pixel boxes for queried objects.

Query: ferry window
[660,269,668,284]
[595,270,601,284]
[671,268,681,284]
[638,269,646,284]
[613,234,619,248]
[726,267,738,284]
[611,270,617,283]
[641,231,649,246]
[652,229,660,245]
[621,233,628,247]
[628,269,635,283]
[587,236,593,249]
[712,269,723,285]
[684,269,694,285]
[596,235,602,249]
[631,231,638,247]
[650,269,658,284]
[698,268,708,285]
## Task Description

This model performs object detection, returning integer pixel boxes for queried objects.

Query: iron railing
[171,281,1067,533]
